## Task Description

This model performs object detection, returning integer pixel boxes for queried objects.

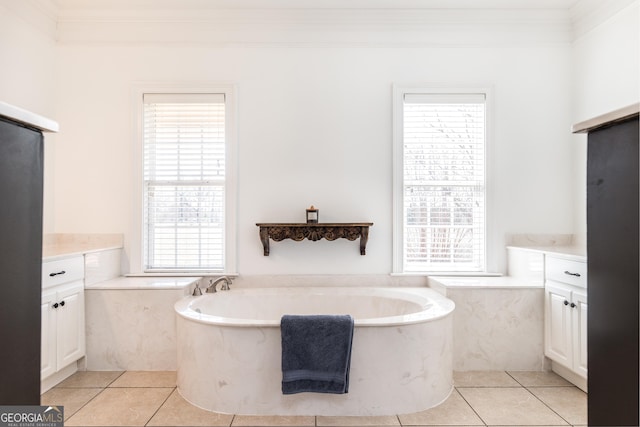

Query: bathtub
[174,286,455,416]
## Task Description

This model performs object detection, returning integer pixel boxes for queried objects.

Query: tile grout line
[45,371,126,424]
[107,371,126,387]
[58,383,108,424]
[49,370,583,427]
[144,386,177,427]
[455,370,550,426]
[452,385,489,427]
[54,371,126,389]
[506,370,580,426]
[522,385,573,427]
[505,370,525,387]
[107,386,181,388]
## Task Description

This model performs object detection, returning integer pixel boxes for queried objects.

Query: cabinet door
[56,282,86,370]
[545,281,573,368]
[572,288,588,378]
[41,289,58,380]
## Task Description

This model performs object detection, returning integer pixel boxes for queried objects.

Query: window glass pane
[402,97,485,272]
[143,94,226,270]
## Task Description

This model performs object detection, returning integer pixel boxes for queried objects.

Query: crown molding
[38,0,638,46]
[54,0,580,11]
[0,0,58,41]
[54,7,574,46]
[570,0,638,39]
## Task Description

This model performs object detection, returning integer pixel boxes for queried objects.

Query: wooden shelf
[255,223,373,256]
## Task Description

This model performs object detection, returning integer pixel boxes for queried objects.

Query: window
[393,89,487,273]
[142,92,233,272]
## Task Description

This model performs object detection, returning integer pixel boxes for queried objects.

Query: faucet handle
[192,282,203,296]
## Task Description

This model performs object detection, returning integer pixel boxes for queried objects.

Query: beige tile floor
[40,370,587,426]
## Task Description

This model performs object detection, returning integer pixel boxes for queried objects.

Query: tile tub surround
[84,248,123,286]
[429,276,546,371]
[84,277,201,371]
[83,274,543,375]
[42,370,587,426]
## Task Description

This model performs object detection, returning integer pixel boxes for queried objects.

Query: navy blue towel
[281,314,354,395]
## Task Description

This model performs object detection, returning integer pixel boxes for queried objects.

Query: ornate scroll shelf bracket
[256,223,373,256]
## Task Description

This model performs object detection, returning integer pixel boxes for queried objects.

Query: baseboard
[551,361,587,392]
[40,363,78,394]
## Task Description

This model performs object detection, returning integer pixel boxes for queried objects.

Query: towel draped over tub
[280,314,354,394]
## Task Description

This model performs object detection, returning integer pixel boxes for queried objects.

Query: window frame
[392,85,492,274]
[132,84,237,274]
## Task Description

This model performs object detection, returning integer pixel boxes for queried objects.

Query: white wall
[572,1,640,124]
[0,2,593,276]
[0,1,58,233]
[571,0,640,242]
[6,1,634,277]
[54,43,574,274]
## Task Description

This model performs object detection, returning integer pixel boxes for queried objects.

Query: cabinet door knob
[564,270,581,277]
[564,300,569,306]
[570,302,576,308]
[59,300,65,307]
[52,303,59,309]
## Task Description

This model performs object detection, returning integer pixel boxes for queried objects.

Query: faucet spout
[206,276,232,293]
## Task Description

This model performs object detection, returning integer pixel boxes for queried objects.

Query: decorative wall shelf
[256,223,373,256]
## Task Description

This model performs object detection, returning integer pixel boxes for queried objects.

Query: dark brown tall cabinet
[0,103,57,404]
[573,104,640,426]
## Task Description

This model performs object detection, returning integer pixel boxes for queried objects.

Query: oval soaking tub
[174,287,455,416]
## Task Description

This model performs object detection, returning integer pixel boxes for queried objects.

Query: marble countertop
[43,243,124,261]
[43,233,124,261]
[506,245,586,262]
[429,275,544,289]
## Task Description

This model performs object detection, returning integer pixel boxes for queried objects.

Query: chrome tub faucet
[206,276,232,293]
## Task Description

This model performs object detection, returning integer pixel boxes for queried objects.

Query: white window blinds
[402,93,486,272]
[143,93,226,271]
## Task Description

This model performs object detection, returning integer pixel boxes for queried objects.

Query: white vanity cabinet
[41,256,86,392]
[544,255,587,389]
